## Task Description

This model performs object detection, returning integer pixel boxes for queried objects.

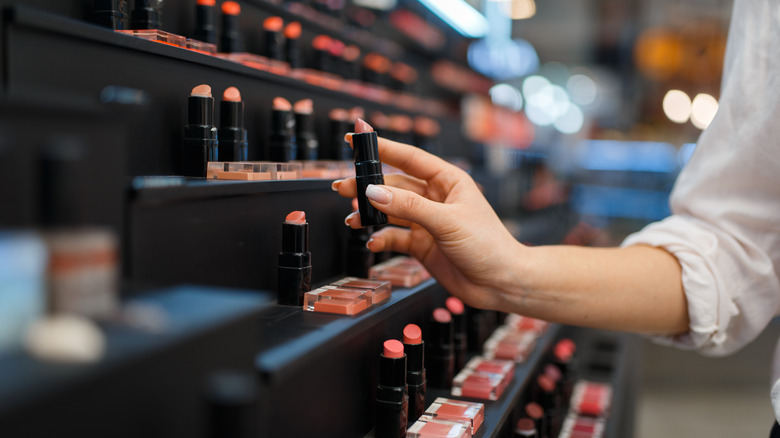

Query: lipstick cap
[353,131,379,162]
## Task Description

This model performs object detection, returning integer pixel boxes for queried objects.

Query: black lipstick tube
[451,310,467,372]
[346,226,374,278]
[427,313,454,389]
[294,111,319,160]
[194,1,216,44]
[219,99,247,161]
[353,131,387,227]
[220,11,242,53]
[131,0,161,29]
[264,29,282,61]
[91,0,130,30]
[403,339,426,424]
[376,349,408,438]
[286,37,301,69]
[268,109,296,162]
[183,94,218,177]
[277,218,311,306]
[329,118,351,160]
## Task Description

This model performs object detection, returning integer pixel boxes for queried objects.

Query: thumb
[364,184,442,231]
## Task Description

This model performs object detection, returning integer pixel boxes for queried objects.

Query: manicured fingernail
[344,132,354,142]
[345,211,358,226]
[331,179,343,191]
[365,185,391,205]
[366,238,374,249]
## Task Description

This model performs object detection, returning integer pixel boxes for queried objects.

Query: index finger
[345,133,461,185]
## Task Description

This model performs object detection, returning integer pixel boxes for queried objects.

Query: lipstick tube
[445,297,467,372]
[219,87,247,162]
[194,0,216,44]
[131,0,161,29]
[269,98,296,162]
[293,99,318,160]
[220,1,242,53]
[277,211,311,306]
[263,16,284,61]
[284,22,302,69]
[346,226,374,278]
[427,308,454,389]
[353,120,387,227]
[91,0,130,30]
[403,324,426,424]
[330,115,351,160]
[554,338,577,403]
[183,84,218,177]
[376,339,409,438]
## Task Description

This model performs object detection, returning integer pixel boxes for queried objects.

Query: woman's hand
[332,133,524,310]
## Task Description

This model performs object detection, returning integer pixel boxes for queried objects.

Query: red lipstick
[194,0,217,44]
[219,86,247,162]
[182,84,218,177]
[269,97,296,162]
[353,118,387,227]
[403,324,426,423]
[277,210,311,306]
[376,339,408,438]
[220,1,242,53]
[427,307,454,389]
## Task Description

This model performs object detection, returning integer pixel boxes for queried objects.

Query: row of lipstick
[182,83,439,179]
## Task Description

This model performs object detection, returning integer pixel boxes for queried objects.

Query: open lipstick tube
[375,339,409,438]
[403,324,426,423]
[182,84,218,177]
[352,118,387,227]
[277,211,311,306]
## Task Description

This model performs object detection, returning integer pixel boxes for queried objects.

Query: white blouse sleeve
[621,0,780,357]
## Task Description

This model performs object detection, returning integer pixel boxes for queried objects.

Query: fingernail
[366,238,374,249]
[331,179,343,191]
[345,211,358,226]
[344,132,354,142]
[365,185,391,205]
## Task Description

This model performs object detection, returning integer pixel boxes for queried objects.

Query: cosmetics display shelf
[3,5,446,118]
[0,285,272,438]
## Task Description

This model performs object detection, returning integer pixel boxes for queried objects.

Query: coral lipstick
[219,86,247,161]
[376,339,408,438]
[268,97,296,162]
[403,324,426,423]
[446,297,467,372]
[194,0,217,44]
[353,118,387,227]
[263,16,284,61]
[277,210,311,306]
[220,1,242,53]
[293,99,318,160]
[284,21,302,69]
[182,84,218,177]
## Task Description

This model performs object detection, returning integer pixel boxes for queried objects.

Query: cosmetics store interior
[1,0,773,437]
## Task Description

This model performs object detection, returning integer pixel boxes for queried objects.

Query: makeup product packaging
[91,0,130,30]
[445,297,467,371]
[352,119,387,227]
[303,286,371,315]
[269,97,296,162]
[206,162,302,181]
[329,277,391,304]
[328,108,350,160]
[219,87,247,161]
[194,0,216,44]
[505,313,549,336]
[537,374,560,437]
[263,16,284,61]
[284,22,302,69]
[554,338,578,402]
[427,307,454,389]
[513,418,538,438]
[407,417,471,438]
[293,99,318,160]
[131,0,161,29]
[375,339,409,438]
[183,84,218,177]
[403,324,426,423]
[346,226,374,278]
[423,398,484,435]
[558,414,605,438]
[277,211,311,306]
[483,326,537,363]
[369,255,431,288]
[220,1,242,53]
[451,357,514,401]
[570,381,612,417]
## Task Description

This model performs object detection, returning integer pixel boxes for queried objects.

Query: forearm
[496,244,689,335]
